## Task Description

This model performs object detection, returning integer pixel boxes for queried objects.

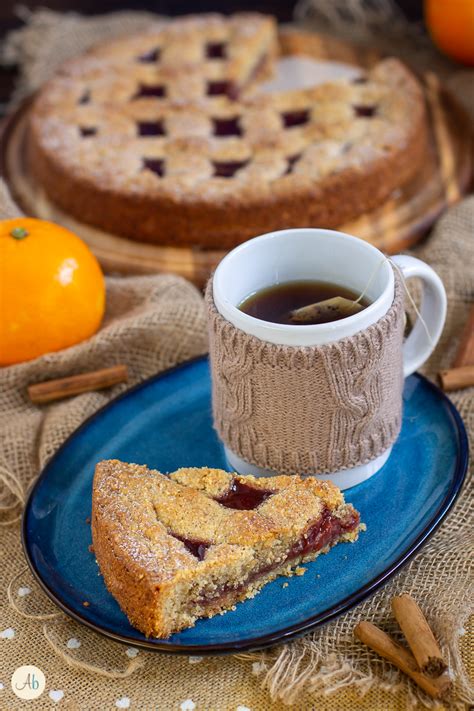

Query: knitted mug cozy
[206,271,405,475]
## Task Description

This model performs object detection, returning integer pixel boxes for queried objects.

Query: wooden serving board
[1,31,471,286]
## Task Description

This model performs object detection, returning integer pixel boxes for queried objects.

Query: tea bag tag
[290,297,364,323]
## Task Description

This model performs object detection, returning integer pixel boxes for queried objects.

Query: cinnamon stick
[28,365,128,404]
[453,305,474,368]
[439,364,474,392]
[392,594,447,677]
[354,621,451,699]
[438,306,474,390]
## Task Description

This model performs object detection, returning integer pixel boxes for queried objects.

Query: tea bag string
[354,256,434,346]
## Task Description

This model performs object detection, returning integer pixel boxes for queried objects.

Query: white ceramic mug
[212,228,447,489]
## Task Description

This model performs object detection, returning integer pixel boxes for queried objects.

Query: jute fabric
[0,6,473,710]
[206,274,404,475]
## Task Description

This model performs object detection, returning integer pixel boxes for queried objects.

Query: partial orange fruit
[425,0,474,66]
[0,218,105,366]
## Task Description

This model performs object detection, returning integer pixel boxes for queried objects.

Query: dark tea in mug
[238,280,370,326]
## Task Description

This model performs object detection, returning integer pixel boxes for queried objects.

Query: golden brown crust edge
[91,495,166,637]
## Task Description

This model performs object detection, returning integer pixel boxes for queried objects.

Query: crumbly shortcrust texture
[91,461,360,638]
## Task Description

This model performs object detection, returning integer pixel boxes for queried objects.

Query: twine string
[7,566,61,620]
[0,463,26,526]
[353,257,434,346]
[43,623,145,678]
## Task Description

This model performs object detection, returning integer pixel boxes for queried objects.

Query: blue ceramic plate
[22,357,468,654]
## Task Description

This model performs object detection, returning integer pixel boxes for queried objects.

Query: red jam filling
[207,80,234,97]
[206,42,227,59]
[138,120,166,136]
[216,479,273,510]
[134,84,167,99]
[193,506,359,605]
[282,109,310,128]
[143,158,165,177]
[212,159,249,178]
[212,116,242,137]
[288,506,360,559]
[353,104,377,118]
[80,126,97,137]
[174,534,209,561]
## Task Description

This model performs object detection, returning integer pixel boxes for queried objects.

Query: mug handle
[390,255,447,377]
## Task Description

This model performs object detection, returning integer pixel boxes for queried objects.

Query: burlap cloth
[0,5,473,710]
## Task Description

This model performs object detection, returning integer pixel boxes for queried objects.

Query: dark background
[0,0,423,34]
[0,1,423,113]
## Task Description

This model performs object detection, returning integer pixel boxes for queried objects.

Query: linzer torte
[28,13,428,249]
[91,460,362,638]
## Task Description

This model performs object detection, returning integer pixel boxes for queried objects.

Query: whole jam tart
[28,13,427,249]
[91,460,362,638]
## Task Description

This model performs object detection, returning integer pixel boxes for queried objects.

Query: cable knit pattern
[206,271,405,475]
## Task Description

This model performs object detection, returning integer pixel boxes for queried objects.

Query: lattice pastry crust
[28,13,427,249]
[91,460,361,638]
